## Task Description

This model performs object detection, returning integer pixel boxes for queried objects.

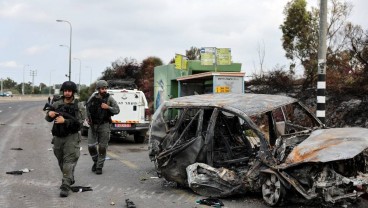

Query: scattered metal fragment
[187,163,242,197]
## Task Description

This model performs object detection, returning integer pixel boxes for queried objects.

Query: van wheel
[134,133,145,143]
[262,173,286,206]
[81,127,88,136]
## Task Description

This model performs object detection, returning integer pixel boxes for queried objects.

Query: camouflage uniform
[45,97,85,193]
[86,92,120,174]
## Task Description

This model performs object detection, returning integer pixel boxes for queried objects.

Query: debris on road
[6,171,23,175]
[139,176,147,181]
[196,197,224,207]
[10,147,23,150]
[70,186,93,192]
[6,168,33,175]
[20,168,32,172]
[125,199,136,208]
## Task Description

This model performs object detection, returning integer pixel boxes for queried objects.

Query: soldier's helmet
[60,81,78,93]
[96,80,108,90]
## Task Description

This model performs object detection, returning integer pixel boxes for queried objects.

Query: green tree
[15,82,32,94]
[139,56,163,113]
[186,46,201,60]
[99,56,163,111]
[280,0,318,88]
[345,23,368,73]
[280,0,354,89]
[79,87,91,101]
[101,57,140,82]
[2,77,17,89]
[169,46,201,63]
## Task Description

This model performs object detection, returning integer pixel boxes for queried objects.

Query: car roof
[164,93,297,116]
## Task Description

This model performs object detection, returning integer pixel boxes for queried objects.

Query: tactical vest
[52,100,81,137]
[87,94,113,124]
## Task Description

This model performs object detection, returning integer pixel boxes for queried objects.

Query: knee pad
[88,144,98,160]
[98,144,107,156]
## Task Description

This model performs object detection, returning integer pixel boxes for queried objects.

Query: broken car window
[276,102,319,134]
[213,111,259,168]
[162,107,182,129]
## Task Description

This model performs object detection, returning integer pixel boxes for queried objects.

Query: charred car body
[148,93,368,206]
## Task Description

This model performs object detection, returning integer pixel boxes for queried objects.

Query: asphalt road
[0,99,367,208]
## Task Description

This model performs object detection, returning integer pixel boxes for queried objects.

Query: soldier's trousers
[52,133,81,187]
[88,122,111,169]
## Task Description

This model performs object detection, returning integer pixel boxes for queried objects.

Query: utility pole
[30,70,37,94]
[73,58,81,93]
[22,64,29,95]
[317,0,328,124]
[49,71,53,96]
[0,78,3,94]
[56,20,72,81]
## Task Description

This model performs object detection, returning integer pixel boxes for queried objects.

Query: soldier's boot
[88,145,98,172]
[91,156,98,172]
[91,163,97,172]
[60,185,70,197]
[60,179,74,189]
[96,168,102,175]
[96,144,107,175]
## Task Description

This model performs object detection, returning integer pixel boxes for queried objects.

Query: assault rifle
[43,102,81,137]
[43,102,77,121]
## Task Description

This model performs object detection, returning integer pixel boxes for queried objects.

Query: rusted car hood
[279,127,368,169]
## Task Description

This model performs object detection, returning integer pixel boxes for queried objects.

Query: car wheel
[262,173,286,206]
[134,133,145,143]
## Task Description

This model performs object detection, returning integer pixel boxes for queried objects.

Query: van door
[109,90,141,123]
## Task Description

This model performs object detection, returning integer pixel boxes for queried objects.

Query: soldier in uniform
[45,81,85,197]
[86,80,120,175]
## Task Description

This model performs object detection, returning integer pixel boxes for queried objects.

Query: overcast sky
[0,0,367,86]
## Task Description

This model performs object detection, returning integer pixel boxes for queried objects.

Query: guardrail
[0,95,49,102]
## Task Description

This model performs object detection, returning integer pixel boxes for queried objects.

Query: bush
[247,68,295,93]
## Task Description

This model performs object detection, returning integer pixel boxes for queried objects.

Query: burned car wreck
[148,93,368,206]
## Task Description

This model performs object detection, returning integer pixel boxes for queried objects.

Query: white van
[81,80,150,143]
[108,88,150,143]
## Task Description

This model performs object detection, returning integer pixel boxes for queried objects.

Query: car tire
[81,127,88,136]
[134,132,145,143]
[262,173,286,206]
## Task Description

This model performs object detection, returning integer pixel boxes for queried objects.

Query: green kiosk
[154,60,243,110]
